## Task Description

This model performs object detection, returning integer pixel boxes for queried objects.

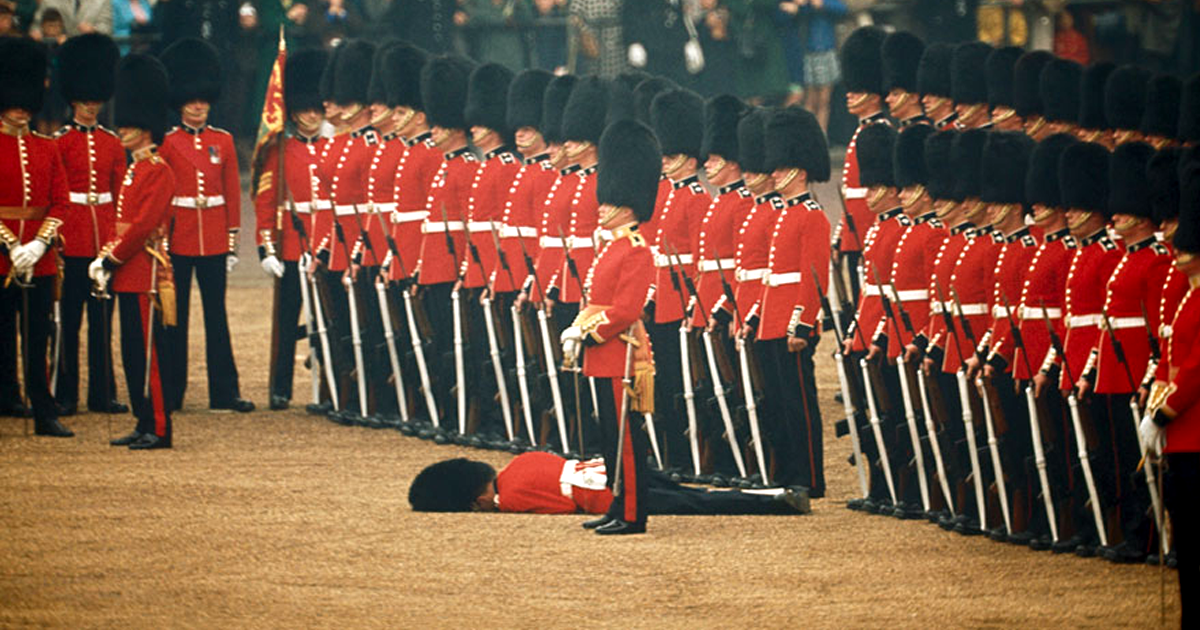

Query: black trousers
[646,318,688,470]
[55,256,118,408]
[420,282,455,427]
[0,276,56,423]
[165,253,241,408]
[596,376,649,525]
[757,337,825,496]
[1165,452,1198,628]
[268,260,303,400]
[118,292,171,438]
[356,267,388,417]
[0,307,19,406]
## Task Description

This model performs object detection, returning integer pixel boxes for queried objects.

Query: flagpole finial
[279,24,286,51]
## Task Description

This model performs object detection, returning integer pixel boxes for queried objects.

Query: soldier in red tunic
[51,33,127,416]
[0,38,73,437]
[1143,157,1200,626]
[253,48,329,412]
[560,118,659,535]
[89,53,177,450]
[159,38,253,413]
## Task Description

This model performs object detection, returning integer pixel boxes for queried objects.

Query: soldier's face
[922,95,951,119]
[1175,250,1200,276]
[181,100,210,126]
[990,106,1021,131]
[1,108,32,127]
[886,89,919,118]
[117,127,148,149]
[1031,204,1058,226]
[845,92,879,117]
[1112,213,1150,235]
[323,101,342,123]
[368,103,393,127]
[73,101,103,123]
[292,110,324,135]
[704,155,730,185]
[866,185,893,211]
[514,127,543,154]
[1065,209,1100,234]
[899,185,927,213]
[1161,218,1179,241]
[471,126,499,149]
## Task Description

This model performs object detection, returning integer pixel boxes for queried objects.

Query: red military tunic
[881,212,942,359]
[384,131,438,281]
[939,226,1003,374]
[758,192,830,341]
[463,148,520,289]
[327,126,380,270]
[578,225,656,377]
[561,167,600,305]
[418,146,477,285]
[496,451,612,514]
[1152,264,1189,385]
[735,192,782,329]
[836,113,888,254]
[361,131,406,268]
[310,132,347,262]
[920,222,972,353]
[690,180,752,329]
[1093,236,1174,394]
[984,226,1040,371]
[651,175,709,323]
[253,133,325,262]
[1009,227,1075,381]
[159,124,240,257]
[1161,282,1200,453]
[847,207,908,353]
[102,146,176,294]
[532,164,593,300]
[639,176,672,241]
[1055,229,1122,391]
[491,152,554,293]
[53,122,125,258]
[0,126,69,278]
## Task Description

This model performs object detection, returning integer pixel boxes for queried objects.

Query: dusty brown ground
[0,185,1182,628]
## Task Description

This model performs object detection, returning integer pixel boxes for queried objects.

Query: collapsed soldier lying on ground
[408,451,811,515]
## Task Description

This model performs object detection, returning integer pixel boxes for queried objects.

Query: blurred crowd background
[3,0,1198,155]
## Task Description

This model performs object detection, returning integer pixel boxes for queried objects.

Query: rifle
[438,202,468,436]
[333,220,370,421]
[714,255,770,484]
[556,225,591,456]
[660,241,703,477]
[491,222,537,445]
[1039,299,1107,547]
[516,226,569,452]
[465,220,515,441]
[950,286,1011,535]
[936,284,987,528]
[285,193,340,413]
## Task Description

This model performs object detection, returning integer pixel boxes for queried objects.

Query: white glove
[226,254,239,273]
[1139,415,1164,456]
[88,257,110,289]
[10,240,47,271]
[260,255,285,278]
[627,43,647,68]
[684,39,705,75]
[560,325,583,367]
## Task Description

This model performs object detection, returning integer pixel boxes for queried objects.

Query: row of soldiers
[831,25,1198,616]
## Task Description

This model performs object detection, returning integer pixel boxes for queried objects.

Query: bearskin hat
[598,119,663,224]
[855,123,897,188]
[951,128,988,200]
[951,41,992,106]
[985,46,1022,110]
[284,49,328,116]
[113,53,169,142]
[562,76,609,145]
[1108,142,1157,218]
[58,33,119,103]
[330,39,376,106]
[421,55,471,130]
[1012,50,1053,118]
[763,107,830,182]
[605,78,636,126]
[540,74,576,144]
[0,38,46,114]
[1175,158,1200,253]
[651,88,704,158]
[634,77,676,125]
[737,106,769,174]
[1141,73,1182,140]
[841,27,885,95]
[160,38,222,110]
[408,458,496,512]
[1041,59,1082,124]
[1148,148,1181,224]
[465,62,514,138]
[507,69,552,132]
[1180,73,1200,144]
[980,131,1034,205]
[1025,133,1077,208]
[701,94,746,163]
[1059,141,1110,214]
[925,130,958,200]
[1105,64,1151,131]
[383,44,427,110]
[1078,62,1115,131]
[917,43,954,98]
[319,44,342,104]
[367,40,404,106]
[894,124,935,189]
[882,31,924,94]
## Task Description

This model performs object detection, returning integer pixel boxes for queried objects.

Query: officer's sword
[936,284,987,529]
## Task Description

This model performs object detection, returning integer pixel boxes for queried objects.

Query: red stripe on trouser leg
[139,294,169,437]
[797,353,817,486]
[614,379,638,523]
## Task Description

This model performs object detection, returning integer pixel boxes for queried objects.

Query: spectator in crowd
[774,1,805,106]
[1053,9,1088,65]
[30,0,112,37]
[530,0,566,73]
[729,0,790,103]
[791,0,846,131]
[36,9,68,133]
[571,0,625,78]
[381,0,456,53]
[0,1,15,36]
[693,0,738,96]
[457,0,531,71]
[310,0,365,46]
[112,0,156,54]
[914,0,978,44]
[622,0,691,86]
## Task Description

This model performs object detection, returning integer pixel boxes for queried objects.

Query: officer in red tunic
[1142,157,1200,626]
[89,53,177,450]
[159,38,253,413]
[836,27,887,305]
[0,38,72,437]
[52,33,127,416]
[560,118,659,535]
[253,48,329,412]
[881,31,929,129]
